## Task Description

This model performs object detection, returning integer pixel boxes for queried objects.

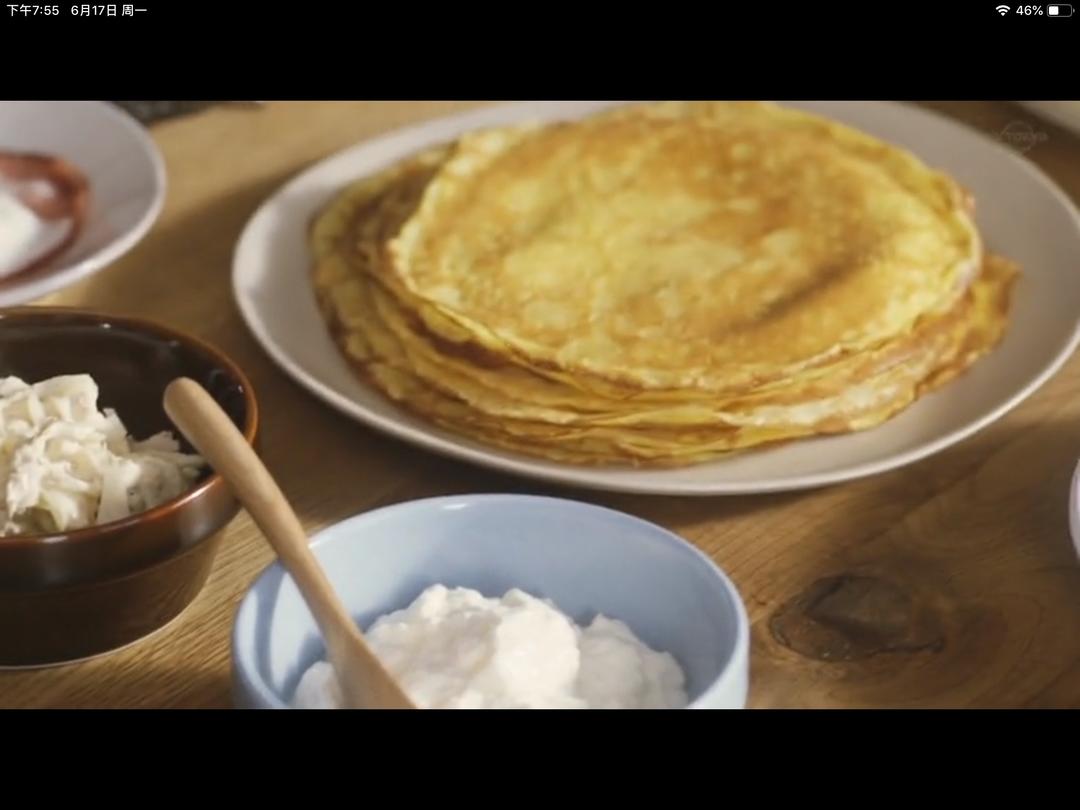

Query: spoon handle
[163,377,414,709]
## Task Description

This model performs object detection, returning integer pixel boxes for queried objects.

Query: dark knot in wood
[770,574,945,662]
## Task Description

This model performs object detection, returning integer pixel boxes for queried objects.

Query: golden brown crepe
[309,102,1017,466]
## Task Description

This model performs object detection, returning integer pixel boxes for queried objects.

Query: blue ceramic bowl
[231,494,750,709]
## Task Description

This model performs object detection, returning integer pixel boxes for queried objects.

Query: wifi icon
[996,4,1010,12]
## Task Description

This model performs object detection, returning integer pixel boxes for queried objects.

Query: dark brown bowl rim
[0,306,259,550]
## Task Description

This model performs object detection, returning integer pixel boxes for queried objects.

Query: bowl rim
[232,492,751,709]
[1069,461,1080,561]
[0,305,259,549]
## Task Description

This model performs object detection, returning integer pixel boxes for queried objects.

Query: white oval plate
[0,101,166,305]
[233,101,1080,495]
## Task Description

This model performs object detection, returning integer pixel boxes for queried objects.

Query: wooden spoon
[164,377,415,709]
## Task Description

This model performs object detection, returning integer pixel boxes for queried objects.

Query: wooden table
[3,101,1079,709]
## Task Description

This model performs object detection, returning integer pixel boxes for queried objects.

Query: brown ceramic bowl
[0,307,258,666]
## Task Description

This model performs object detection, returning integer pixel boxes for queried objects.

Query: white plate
[0,101,165,305]
[233,101,1080,495]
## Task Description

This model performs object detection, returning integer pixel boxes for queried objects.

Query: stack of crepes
[310,102,1017,466]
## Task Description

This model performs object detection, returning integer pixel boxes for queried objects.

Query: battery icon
[1048,4,1073,15]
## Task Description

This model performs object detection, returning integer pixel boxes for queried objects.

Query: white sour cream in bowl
[292,584,688,709]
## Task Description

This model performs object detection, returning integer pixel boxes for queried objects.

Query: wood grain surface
[2,101,1078,709]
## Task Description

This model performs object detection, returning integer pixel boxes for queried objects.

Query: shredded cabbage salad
[0,374,205,536]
